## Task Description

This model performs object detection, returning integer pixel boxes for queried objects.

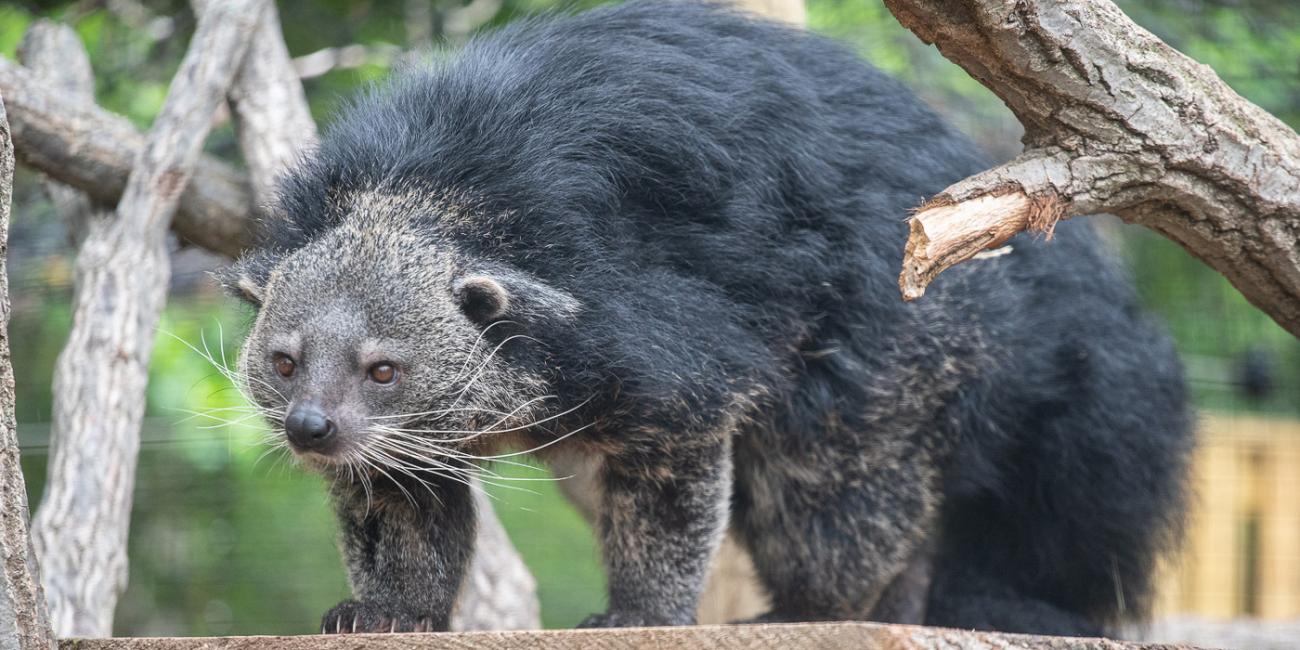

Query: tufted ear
[453,275,510,324]
[453,266,581,325]
[214,249,281,308]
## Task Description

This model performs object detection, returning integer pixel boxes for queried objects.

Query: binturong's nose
[284,402,337,452]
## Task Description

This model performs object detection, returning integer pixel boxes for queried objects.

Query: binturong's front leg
[579,433,733,628]
[322,476,475,633]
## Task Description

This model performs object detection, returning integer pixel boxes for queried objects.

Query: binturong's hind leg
[731,424,945,623]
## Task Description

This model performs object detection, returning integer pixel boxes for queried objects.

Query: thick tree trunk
[26,3,263,636]
[882,0,1300,337]
[17,20,111,640]
[0,94,56,650]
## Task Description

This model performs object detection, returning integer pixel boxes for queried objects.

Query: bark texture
[200,0,317,206]
[0,59,252,258]
[17,20,114,641]
[15,21,100,244]
[885,0,1300,337]
[26,3,263,637]
[1,92,57,650]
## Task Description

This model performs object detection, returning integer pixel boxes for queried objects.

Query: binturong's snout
[284,401,338,453]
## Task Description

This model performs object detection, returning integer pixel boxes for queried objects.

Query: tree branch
[291,44,402,80]
[16,21,101,246]
[202,0,318,206]
[0,58,253,258]
[1,91,57,650]
[26,2,264,636]
[883,0,1300,336]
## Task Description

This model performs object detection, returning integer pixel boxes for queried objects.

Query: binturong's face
[219,207,581,480]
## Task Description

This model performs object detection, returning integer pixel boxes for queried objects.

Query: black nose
[284,402,337,451]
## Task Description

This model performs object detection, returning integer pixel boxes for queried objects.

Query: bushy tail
[925,309,1193,636]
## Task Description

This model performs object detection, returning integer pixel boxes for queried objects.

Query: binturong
[220,1,1193,637]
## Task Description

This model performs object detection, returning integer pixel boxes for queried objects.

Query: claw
[352,614,358,634]
[335,615,342,634]
[390,618,397,634]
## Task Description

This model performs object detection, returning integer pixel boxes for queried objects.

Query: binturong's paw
[320,599,440,634]
[577,611,692,628]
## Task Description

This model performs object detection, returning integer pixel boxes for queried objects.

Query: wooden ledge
[59,622,1202,650]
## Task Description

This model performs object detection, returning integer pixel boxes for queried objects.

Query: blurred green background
[2,0,1299,636]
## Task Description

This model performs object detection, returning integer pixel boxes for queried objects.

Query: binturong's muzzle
[284,401,338,453]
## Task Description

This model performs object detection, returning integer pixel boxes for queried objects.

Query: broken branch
[885,0,1300,336]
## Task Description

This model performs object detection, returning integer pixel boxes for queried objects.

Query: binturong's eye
[273,353,297,378]
[368,362,398,385]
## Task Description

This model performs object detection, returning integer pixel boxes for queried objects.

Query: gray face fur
[231,196,564,477]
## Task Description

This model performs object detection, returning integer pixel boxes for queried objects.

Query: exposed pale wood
[900,191,1040,300]
[1,90,57,650]
[0,58,252,257]
[51,623,1200,649]
[883,0,1300,336]
[26,3,263,637]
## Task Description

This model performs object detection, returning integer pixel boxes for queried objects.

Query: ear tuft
[453,275,510,324]
[215,249,280,308]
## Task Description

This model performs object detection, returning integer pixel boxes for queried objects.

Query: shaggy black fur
[232,0,1192,636]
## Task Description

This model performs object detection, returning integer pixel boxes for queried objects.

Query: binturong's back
[224,1,1192,637]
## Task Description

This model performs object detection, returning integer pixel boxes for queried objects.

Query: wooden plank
[1258,433,1300,618]
[55,623,1198,650]
[1185,428,1243,618]
[1152,412,1300,620]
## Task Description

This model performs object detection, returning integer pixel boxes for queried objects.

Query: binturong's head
[217,192,583,480]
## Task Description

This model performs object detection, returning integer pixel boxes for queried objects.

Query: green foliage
[0,7,33,59]
[807,0,1023,157]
